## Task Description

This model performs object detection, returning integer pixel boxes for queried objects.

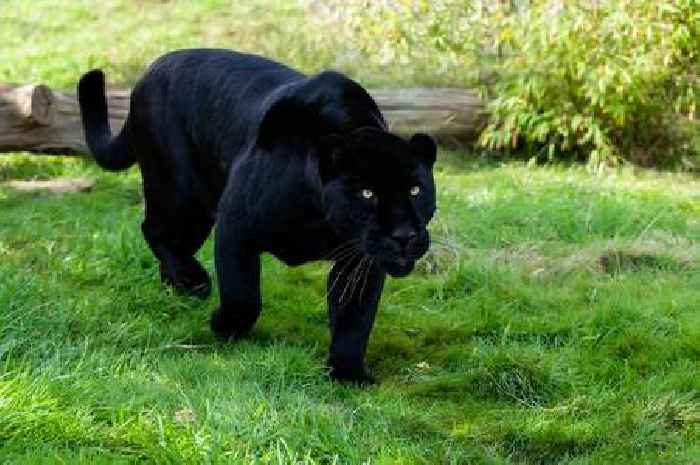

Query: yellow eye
[409,185,421,196]
[361,189,374,199]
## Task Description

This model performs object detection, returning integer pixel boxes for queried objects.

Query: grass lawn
[1,1,699,464]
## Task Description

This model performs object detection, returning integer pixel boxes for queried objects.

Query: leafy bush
[307,0,700,167]
[303,0,498,87]
[480,0,700,167]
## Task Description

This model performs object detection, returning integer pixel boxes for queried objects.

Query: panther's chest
[265,223,337,266]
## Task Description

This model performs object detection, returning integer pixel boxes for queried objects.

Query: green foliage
[305,0,498,87]
[481,0,700,167]
[311,0,700,167]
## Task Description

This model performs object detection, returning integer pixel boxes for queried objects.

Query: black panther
[77,49,436,383]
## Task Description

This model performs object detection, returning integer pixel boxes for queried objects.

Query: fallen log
[370,88,486,144]
[0,84,129,155]
[0,83,485,155]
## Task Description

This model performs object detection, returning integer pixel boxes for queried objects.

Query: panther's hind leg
[124,86,218,298]
[137,133,216,298]
[141,203,215,298]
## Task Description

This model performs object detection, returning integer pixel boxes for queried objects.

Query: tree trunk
[0,84,485,155]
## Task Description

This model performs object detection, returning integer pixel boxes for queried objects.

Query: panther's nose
[391,226,417,250]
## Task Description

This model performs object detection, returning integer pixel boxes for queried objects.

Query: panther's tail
[77,69,135,171]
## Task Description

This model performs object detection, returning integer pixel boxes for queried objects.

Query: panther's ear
[257,97,326,150]
[410,133,437,166]
[257,71,384,150]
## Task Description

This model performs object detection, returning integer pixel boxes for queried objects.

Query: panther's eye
[409,185,421,196]
[361,189,374,199]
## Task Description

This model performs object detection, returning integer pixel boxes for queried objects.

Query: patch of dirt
[479,236,698,277]
[598,250,666,274]
[4,177,94,193]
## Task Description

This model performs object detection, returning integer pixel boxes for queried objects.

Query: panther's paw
[210,307,257,341]
[160,260,211,298]
[328,363,376,386]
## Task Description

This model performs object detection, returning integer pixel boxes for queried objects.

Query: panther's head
[256,71,436,276]
[319,127,436,277]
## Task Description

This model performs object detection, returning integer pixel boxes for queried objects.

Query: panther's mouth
[379,256,416,277]
[363,230,430,277]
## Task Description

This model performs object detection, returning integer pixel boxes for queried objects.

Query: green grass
[0,0,433,90]
[1,1,700,463]
[1,154,698,464]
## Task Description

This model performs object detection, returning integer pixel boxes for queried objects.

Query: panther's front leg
[327,256,386,384]
[210,219,262,341]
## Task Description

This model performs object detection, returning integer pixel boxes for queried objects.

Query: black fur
[78,70,134,171]
[77,49,437,383]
